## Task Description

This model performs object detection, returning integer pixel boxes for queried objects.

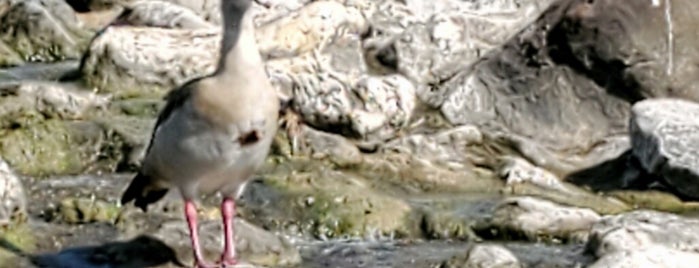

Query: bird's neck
[215,9,263,76]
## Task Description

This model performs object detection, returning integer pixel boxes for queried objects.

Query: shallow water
[0,173,596,268]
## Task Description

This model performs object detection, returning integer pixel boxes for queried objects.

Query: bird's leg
[185,200,216,268]
[220,197,237,266]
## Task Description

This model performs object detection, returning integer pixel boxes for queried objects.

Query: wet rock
[0,0,93,67]
[478,197,600,242]
[630,98,699,199]
[114,0,214,29]
[57,197,120,224]
[153,219,301,267]
[0,82,113,176]
[442,244,522,268]
[238,163,419,239]
[587,210,699,257]
[80,26,219,96]
[28,234,185,268]
[116,202,301,267]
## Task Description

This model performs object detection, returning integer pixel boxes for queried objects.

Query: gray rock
[300,125,363,166]
[588,210,699,257]
[80,26,219,96]
[630,98,699,199]
[0,0,93,66]
[0,158,27,226]
[256,1,367,59]
[366,0,556,107]
[484,197,600,242]
[152,218,301,267]
[381,125,483,169]
[459,244,522,268]
[0,81,110,128]
[588,246,699,268]
[114,0,214,29]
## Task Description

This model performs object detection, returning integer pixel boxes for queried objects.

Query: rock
[381,125,483,169]
[256,1,367,59]
[299,125,363,167]
[116,200,301,267]
[278,52,417,146]
[587,210,699,257]
[0,0,93,67]
[588,246,699,268]
[147,0,223,25]
[365,0,557,107]
[630,98,699,199]
[0,158,27,226]
[80,26,219,96]
[57,197,120,224]
[0,82,114,176]
[477,197,600,242]
[28,234,186,268]
[114,0,214,29]
[238,163,420,239]
[437,0,659,176]
[442,244,522,268]
[0,82,109,128]
[151,219,301,267]
[0,158,31,265]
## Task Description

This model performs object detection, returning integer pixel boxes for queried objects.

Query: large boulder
[587,210,699,267]
[0,0,93,67]
[630,98,699,199]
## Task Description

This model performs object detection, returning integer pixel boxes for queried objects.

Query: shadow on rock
[1,234,184,268]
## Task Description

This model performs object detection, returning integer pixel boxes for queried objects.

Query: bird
[120,0,279,267]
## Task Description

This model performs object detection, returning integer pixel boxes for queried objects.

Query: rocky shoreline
[2,0,699,267]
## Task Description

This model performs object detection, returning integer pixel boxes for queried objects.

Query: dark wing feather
[143,78,201,154]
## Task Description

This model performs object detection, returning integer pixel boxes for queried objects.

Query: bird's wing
[143,79,200,155]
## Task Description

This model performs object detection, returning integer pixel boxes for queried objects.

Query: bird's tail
[121,172,169,212]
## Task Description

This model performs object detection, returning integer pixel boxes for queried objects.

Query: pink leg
[185,200,217,268]
[220,197,238,266]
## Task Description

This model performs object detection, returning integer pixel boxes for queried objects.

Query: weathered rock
[0,82,109,128]
[256,1,367,59]
[588,246,699,268]
[276,51,417,146]
[57,197,120,224]
[442,244,522,268]
[298,125,363,167]
[238,163,420,239]
[630,98,699,199]
[0,158,26,226]
[477,197,600,242]
[115,196,301,267]
[587,210,699,257]
[365,0,557,107]
[437,0,662,177]
[0,82,114,176]
[80,26,219,96]
[0,0,93,67]
[0,158,31,265]
[114,0,214,29]
[381,125,483,169]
